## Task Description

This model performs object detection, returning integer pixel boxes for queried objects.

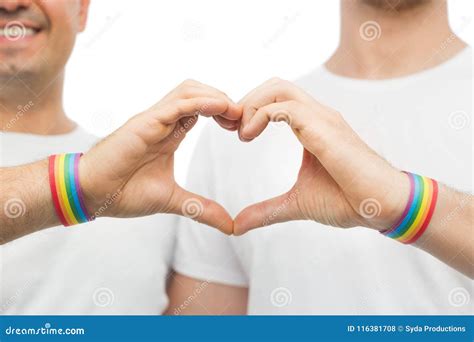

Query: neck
[326,0,467,79]
[0,72,75,135]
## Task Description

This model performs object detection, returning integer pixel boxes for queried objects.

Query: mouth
[0,21,43,42]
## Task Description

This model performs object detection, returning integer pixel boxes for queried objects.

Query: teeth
[0,27,37,39]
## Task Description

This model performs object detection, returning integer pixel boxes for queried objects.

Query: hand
[233,78,409,235]
[80,79,242,234]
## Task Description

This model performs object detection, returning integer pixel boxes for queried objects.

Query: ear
[77,0,91,33]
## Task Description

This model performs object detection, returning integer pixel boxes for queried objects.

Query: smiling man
[0,0,244,314]
[167,0,472,314]
[0,0,178,315]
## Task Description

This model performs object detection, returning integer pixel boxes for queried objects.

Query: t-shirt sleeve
[171,124,248,287]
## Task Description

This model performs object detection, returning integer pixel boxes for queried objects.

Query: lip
[0,20,44,45]
[0,20,42,30]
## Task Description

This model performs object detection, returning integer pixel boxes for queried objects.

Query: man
[167,0,472,314]
[0,0,241,314]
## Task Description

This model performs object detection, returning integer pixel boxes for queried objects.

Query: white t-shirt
[173,48,473,314]
[0,127,175,314]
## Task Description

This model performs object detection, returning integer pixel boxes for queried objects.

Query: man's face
[0,0,89,82]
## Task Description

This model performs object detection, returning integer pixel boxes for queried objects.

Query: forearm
[413,185,473,278]
[0,159,60,244]
[0,81,240,244]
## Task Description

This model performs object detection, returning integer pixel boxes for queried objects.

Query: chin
[0,58,40,83]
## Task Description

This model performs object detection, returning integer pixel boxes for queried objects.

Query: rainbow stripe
[382,172,438,244]
[48,153,93,226]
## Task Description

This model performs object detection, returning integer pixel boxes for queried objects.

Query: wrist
[47,153,99,226]
[78,154,109,218]
[383,170,412,229]
[379,172,440,244]
[361,170,411,232]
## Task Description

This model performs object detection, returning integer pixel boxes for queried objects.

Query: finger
[133,97,230,146]
[238,78,306,141]
[237,78,281,141]
[158,97,231,123]
[161,79,224,102]
[179,115,199,134]
[233,190,301,236]
[240,100,308,141]
[161,79,242,121]
[220,102,243,121]
[237,77,287,107]
[165,115,199,148]
[183,82,242,120]
[213,115,240,131]
[169,186,234,235]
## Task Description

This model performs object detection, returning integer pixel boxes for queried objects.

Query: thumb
[169,186,234,235]
[233,189,301,236]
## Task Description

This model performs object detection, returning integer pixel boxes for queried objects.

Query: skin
[166,0,471,314]
[0,0,239,135]
[1,0,472,314]
[0,0,241,244]
[0,0,89,134]
[235,77,409,232]
[233,77,473,279]
[79,79,241,232]
[327,0,466,79]
[1,79,243,243]
[0,0,243,316]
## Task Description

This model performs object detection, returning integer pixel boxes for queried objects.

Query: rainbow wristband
[381,172,438,244]
[49,153,94,226]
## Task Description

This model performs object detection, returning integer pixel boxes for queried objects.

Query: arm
[415,187,473,277]
[0,80,241,244]
[165,272,248,315]
[1,159,58,243]
[234,78,473,278]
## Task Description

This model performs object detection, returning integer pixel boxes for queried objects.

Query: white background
[65,0,473,184]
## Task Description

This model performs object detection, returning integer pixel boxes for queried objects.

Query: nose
[0,0,32,13]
